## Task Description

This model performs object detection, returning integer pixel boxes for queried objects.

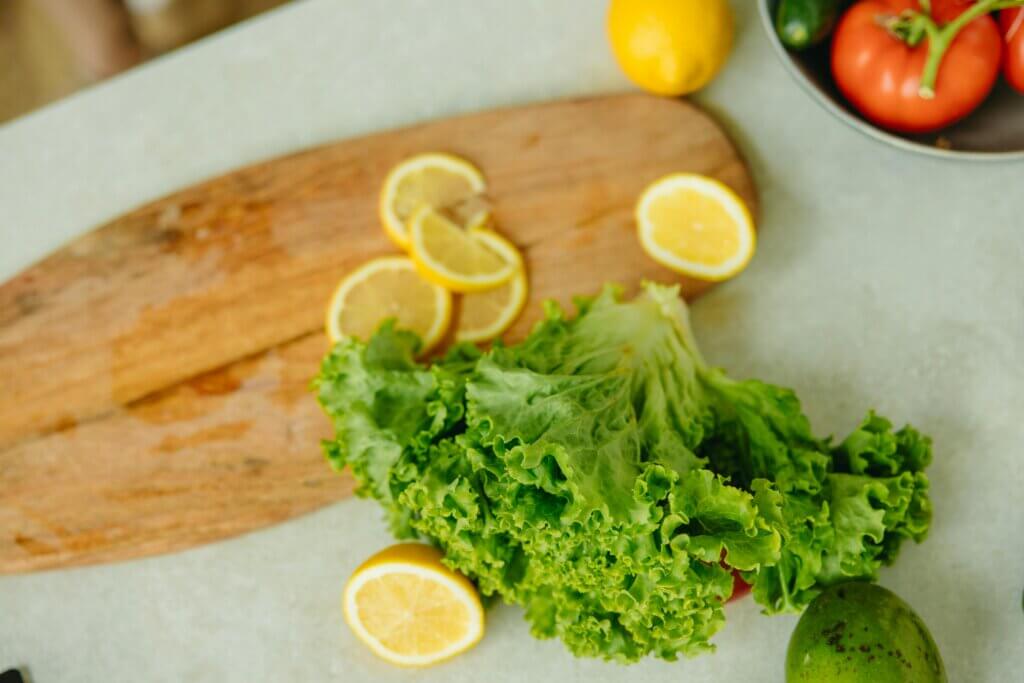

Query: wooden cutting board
[0,94,756,574]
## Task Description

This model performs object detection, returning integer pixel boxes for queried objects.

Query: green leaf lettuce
[314,284,932,662]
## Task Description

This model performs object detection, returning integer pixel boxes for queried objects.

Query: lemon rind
[454,230,528,343]
[343,562,484,667]
[325,256,451,353]
[636,173,755,282]
[379,153,486,250]
[408,207,517,293]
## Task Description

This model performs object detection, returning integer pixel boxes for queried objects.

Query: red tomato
[727,569,751,602]
[831,0,1002,133]
[1001,8,1024,93]
[719,551,751,602]
[930,0,976,22]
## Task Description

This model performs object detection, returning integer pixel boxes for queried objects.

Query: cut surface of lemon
[455,231,528,343]
[325,257,451,352]
[343,543,484,668]
[636,173,755,281]
[409,207,517,292]
[379,153,486,249]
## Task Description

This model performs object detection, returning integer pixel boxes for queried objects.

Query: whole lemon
[607,0,734,96]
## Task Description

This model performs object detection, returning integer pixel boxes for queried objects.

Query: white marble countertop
[1,1,1022,681]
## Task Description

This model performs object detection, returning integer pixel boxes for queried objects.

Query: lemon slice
[380,153,487,249]
[636,173,755,281]
[409,207,517,292]
[455,231,528,343]
[325,257,451,353]
[343,543,485,668]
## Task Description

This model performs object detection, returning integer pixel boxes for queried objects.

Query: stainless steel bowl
[759,0,1024,160]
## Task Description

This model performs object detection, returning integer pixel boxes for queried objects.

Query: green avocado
[786,582,946,682]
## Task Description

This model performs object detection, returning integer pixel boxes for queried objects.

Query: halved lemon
[379,153,487,249]
[636,173,755,281]
[455,231,529,343]
[325,257,451,353]
[408,207,517,292]
[343,543,485,668]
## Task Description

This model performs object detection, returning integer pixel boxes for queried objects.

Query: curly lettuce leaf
[744,415,933,612]
[314,284,933,662]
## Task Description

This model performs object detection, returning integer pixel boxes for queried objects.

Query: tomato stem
[883,10,929,45]
[913,0,1024,98]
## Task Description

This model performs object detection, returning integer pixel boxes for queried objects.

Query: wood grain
[0,94,756,573]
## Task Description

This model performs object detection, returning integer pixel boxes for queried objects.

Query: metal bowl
[759,0,1024,160]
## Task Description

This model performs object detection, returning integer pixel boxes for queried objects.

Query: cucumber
[775,0,844,50]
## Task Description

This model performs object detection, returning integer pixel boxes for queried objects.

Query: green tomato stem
[917,0,1024,99]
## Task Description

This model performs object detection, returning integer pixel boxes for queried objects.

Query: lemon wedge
[343,543,485,667]
[380,153,487,249]
[409,207,517,292]
[636,173,755,281]
[325,256,451,353]
[455,230,528,343]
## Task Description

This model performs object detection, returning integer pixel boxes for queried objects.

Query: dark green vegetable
[776,0,844,49]
[786,582,946,682]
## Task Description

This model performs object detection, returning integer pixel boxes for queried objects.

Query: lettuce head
[314,284,932,662]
